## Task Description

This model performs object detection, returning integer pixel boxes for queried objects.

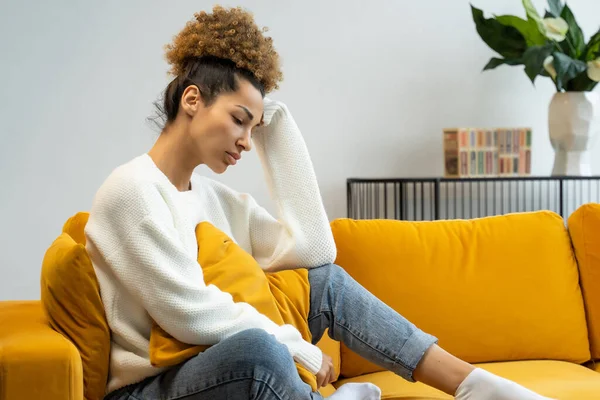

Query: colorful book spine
[499,129,505,176]
[523,128,532,175]
[493,129,499,176]
[460,129,468,176]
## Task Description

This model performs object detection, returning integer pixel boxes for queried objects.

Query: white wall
[1,0,599,300]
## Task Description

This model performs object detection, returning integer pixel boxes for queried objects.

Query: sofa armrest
[0,301,83,400]
[569,204,600,361]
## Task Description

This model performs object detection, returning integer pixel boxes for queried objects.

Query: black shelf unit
[347,176,600,221]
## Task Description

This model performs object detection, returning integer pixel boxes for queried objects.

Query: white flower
[588,58,600,82]
[542,18,569,42]
[544,56,557,80]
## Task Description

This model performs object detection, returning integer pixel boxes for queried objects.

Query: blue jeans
[105,264,437,399]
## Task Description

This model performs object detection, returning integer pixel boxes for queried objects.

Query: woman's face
[183,78,264,174]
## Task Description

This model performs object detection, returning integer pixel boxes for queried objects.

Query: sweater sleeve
[85,180,323,374]
[248,98,337,271]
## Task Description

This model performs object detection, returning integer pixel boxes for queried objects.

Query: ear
[180,85,203,117]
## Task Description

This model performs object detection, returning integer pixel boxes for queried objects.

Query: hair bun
[164,5,283,93]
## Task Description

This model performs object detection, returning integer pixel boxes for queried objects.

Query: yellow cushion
[0,301,84,400]
[319,384,336,397]
[62,211,90,246]
[149,221,319,391]
[331,212,590,378]
[568,203,600,360]
[335,361,600,400]
[40,215,109,400]
[584,361,600,373]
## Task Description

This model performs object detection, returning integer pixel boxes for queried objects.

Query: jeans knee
[310,263,347,285]
[231,329,295,373]
[234,328,277,347]
[232,329,311,397]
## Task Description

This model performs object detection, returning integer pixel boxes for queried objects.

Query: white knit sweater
[84,99,337,393]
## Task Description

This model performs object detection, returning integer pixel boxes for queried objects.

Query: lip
[226,152,239,165]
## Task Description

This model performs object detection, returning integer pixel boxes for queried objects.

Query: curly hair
[165,6,282,93]
[150,6,283,129]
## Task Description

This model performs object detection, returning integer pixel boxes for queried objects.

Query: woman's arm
[248,99,337,271]
[85,178,323,374]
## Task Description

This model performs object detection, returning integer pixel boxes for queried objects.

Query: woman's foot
[455,368,554,400]
[414,345,553,399]
[326,382,381,400]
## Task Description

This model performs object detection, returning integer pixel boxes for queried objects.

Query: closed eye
[232,115,243,126]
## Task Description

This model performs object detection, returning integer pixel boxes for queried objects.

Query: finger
[316,372,325,389]
[328,366,335,385]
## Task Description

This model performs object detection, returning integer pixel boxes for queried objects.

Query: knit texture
[84,99,335,393]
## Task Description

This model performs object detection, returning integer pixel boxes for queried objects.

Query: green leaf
[522,0,548,40]
[561,4,586,58]
[483,57,523,71]
[547,0,564,17]
[585,29,600,61]
[496,15,547,46]
[567,70,599,91]
[522,44,554,83]
[471,5,527,59]
[523,0,543,24]
[553,52,588,90]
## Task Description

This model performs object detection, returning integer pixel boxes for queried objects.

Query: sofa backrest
[568,203,600,361]
[331,211,591,378]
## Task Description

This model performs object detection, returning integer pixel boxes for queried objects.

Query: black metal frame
[347,176,600,221]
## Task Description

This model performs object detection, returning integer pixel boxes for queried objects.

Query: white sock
[455,368,554,400]
[326,382,381,400]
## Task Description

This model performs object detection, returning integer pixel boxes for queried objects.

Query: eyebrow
[236,105,254,121]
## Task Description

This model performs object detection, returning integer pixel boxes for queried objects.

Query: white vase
[548,92,600,176]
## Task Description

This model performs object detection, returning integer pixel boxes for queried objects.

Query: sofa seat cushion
[333,361,600,400]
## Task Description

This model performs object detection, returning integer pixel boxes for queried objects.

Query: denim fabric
[105,264,437,399]
[307,264,438,382]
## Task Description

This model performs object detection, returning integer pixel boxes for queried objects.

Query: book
[443,129,460,177]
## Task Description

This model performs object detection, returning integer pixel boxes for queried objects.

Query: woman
[85,6,552,400]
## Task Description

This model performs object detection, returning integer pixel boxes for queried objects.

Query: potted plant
[472,0,600,175]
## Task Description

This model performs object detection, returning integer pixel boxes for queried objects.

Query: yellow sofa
[2,204,600,399]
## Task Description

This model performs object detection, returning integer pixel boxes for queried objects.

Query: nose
[237,128,252,152]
